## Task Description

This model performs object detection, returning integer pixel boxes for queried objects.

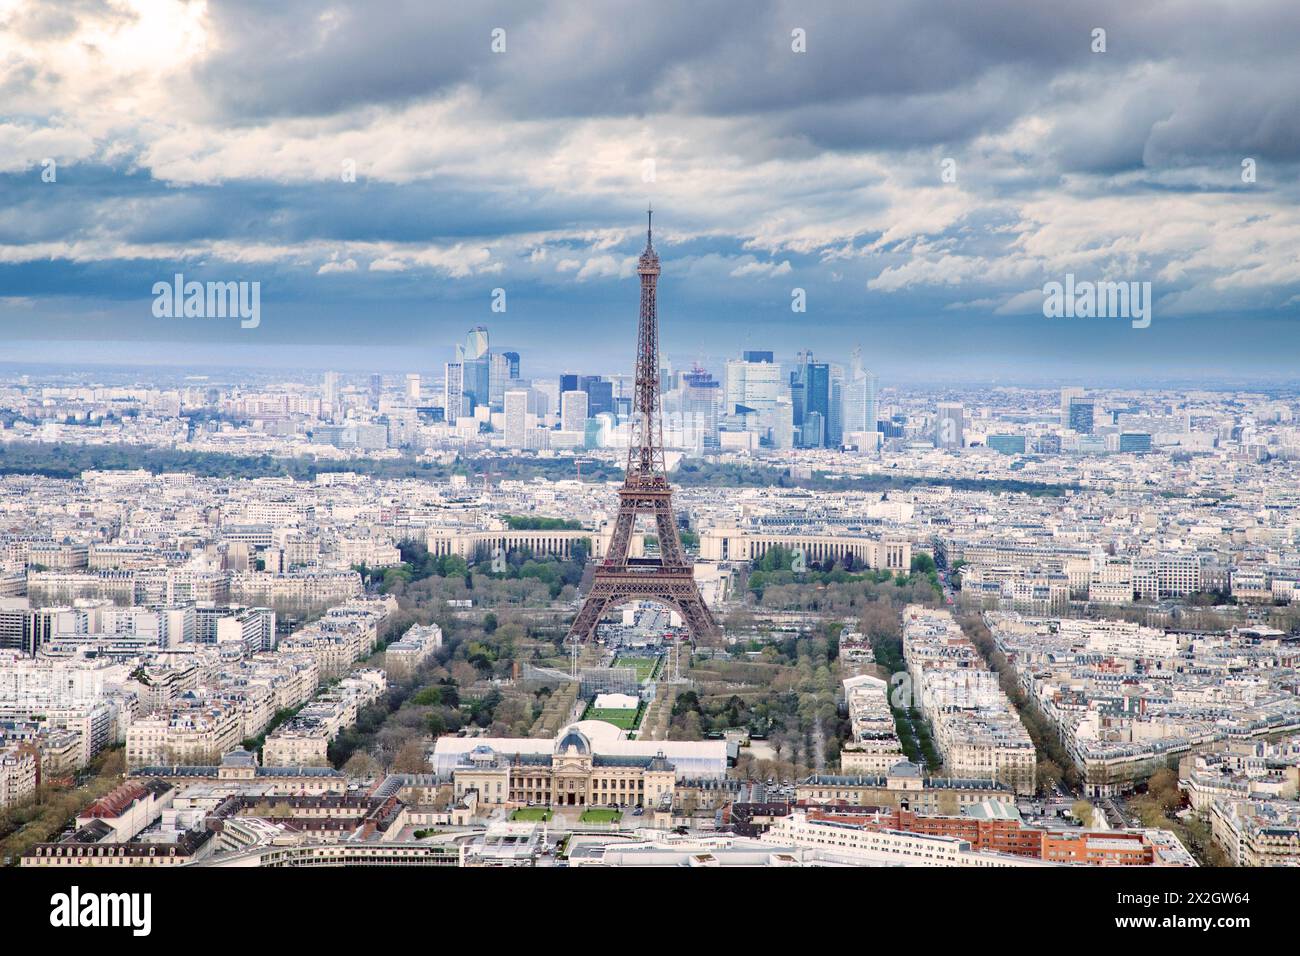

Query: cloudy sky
[1,0,1297,380]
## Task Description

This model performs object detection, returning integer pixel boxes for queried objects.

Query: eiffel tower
[567,210,719,643]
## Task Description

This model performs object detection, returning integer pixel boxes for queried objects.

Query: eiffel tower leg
[567,588,614,642]
[671,594,719,639]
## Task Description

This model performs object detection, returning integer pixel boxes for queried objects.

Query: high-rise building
[936,402,964,449]
[369,373,383,407]
[680,365,721,447]
[464,326,489,360]
[772,398,794,450]
[443,362,465,423]
[454,326,492,413]
[503,389,529,448]
[724,355,783,412]
[801,410,825,449]
[583,377,614,417]
[561,390,589,432]
[843,371,879,435]
[1061,387,1085,428]
[463,356,490,411]
[405,373,420,402]
[1119,432,1153,453]
[791,352,830,446]
[1069,398,1096,435]
[532,379,557,422]
[502,351,521,379]
[828,374,844,446]
[488,353,510,409]
[987,433,1027,455]
[322,371,339,419]
[0,604,34,655]
[560,373,579,394]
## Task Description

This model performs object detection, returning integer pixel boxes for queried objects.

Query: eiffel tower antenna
[567,211,719,644]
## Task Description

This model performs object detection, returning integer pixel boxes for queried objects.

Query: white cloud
[318,258,358,274]
[730,258,792,278]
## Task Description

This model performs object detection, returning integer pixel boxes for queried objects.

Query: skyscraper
[1061,387,1085,428]
[936,401,964,449]
[1069,397,1096,435]
[844,370,879,436]
[464,326,489,360]
[455,325,491,413]
[772,398,794,450]
[801,410,825,448]
[443,362,465,423]
[561,389,589,432]
[582,377,614,416]
[405,373,420,402]
[488,353,509,408]
[679,365,721,447]
[791,351,830,446]
[828,374,844,446]
[322,371,339,420]
[725,354,783,413]
[503,389,528,448]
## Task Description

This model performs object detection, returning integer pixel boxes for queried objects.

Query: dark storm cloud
[190,0,1300,165]
[4,0,1300,372]
[0,164,641,249]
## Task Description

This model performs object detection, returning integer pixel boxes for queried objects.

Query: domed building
[555,727,591,756]
[440,720,726,811]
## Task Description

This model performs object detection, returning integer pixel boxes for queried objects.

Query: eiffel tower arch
[567,210,720,643]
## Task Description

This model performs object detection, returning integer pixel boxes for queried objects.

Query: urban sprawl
[2,334,1300,868]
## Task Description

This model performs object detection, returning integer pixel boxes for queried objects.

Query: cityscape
[0,0,1294,935]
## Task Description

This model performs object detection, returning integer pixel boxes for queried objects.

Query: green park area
[579,808,622,824]
[612,656,660,682]
[510,807,553,822]
[583,705,642,730]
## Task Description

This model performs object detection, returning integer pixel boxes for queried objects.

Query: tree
[1148,767,1183,812]
[1036,759,1063,794]
[392,738,430,774]
[343,751,379,780]
[1071,799,1095,828]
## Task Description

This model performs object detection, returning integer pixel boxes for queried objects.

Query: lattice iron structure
[567,211,720,643]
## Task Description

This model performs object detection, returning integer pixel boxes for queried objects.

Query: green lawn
[612,656,660,683]
[510,807,553,822]
[584,706,641,729]
[580,808,623,824]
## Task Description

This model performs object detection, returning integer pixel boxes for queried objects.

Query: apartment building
[902,606,1036,794]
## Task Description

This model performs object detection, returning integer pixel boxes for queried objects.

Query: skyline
[1,1,1299,376]
[4,0,1299,916]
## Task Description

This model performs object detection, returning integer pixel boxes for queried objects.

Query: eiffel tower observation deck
[566,211,719,643]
